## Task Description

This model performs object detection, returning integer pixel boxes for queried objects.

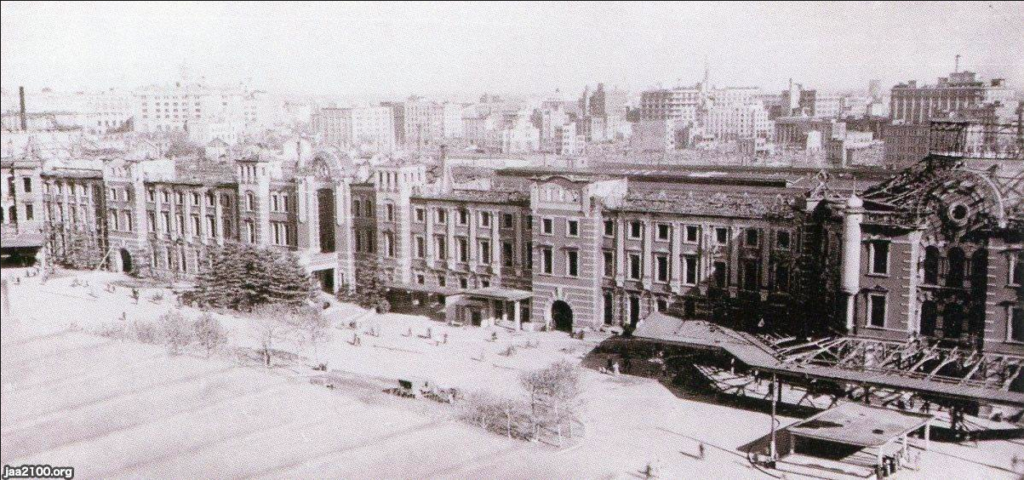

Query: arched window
[245,221,256,243]
[246,192,256,211]
[923,246,940,285]
[947,248,966,288]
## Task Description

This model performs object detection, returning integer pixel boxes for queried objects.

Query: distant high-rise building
[889,70,1013,125]
[640,86,700,125]
[312,106,395,152]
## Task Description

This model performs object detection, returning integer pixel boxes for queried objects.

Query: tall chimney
[19,86,28,131]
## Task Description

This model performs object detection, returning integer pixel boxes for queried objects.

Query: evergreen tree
[186,244,316,311]
[339,257,391,313]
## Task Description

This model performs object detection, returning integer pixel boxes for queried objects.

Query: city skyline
[2,1,1022,98]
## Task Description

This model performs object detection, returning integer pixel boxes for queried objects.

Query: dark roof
[614,190,795,219]
[632,313,1024,406]
[413,189,529,205]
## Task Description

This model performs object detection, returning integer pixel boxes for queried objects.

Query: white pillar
[514,300,522,330]
[841,195,864,331]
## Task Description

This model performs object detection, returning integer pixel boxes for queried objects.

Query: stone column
[214,191,224,246]
[671,221,682,294]
[491,209,501,279]
[514,299,522,331]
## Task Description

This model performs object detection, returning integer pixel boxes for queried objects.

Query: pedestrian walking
[698,442,706,460]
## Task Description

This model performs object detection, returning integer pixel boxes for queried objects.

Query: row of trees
[250,303,332,368]
[461,360,584,445]
[98,311,229,357]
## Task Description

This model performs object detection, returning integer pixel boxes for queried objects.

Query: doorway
[551,300,573,332]
[119,249,133,273]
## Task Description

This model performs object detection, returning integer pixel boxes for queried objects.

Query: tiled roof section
[413,189,530,205]
[174,158,236,185]
[615,189,795,219]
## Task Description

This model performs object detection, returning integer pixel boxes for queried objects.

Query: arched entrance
[551,300,573,332]
[119,249,133,274]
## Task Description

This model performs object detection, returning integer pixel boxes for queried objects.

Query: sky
[2,1,1022,99]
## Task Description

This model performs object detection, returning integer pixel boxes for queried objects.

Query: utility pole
[769,372,778,463]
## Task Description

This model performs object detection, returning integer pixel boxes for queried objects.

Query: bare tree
[519,360,583,444]
[251,304,295,368]
[158,310,193,355]
[294,307,332,366]
[193,312,229,357]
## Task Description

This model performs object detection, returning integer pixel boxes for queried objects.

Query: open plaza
[2,267,1021,479]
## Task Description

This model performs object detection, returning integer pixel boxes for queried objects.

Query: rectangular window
[436,209,447,224]
[604,220,614,237]
[629,296,641,325]
[776,265,791,291]
[655,255,669,283]
[629,253,642,280]
[436,236,447,260]
[1010,254,1022,286]
[24,204,33,221]
[502,213,514,229]
[479,239,491,264]
[745,228,759,247]
[353,200,361,217]
[869,294,887,328]
[715,227,729,245]
[480,212,491,228]
[526,242,533,269]
[629,221,643,240]
[503,241,514,267]
[603,251,614,278]
[870,242,890,275]
[542,248,553,275]
[684,255,698,285]
[458,237,469,262]
[776,230,791,250]
[415,236,425,258]
[742,260,759,291]
[459,277,469,289]
[542,218,554,235]
[415,207,425,223]
[22,177,32,193]
[1010,308,1024,343]
[685,225,699,244]
[604,292,614,325]
[566,220,579,237]
[438,275,447,287]
[657,224,671,241]
[566,250,579,277]
[458,209,469,225]
[386,204,395,222]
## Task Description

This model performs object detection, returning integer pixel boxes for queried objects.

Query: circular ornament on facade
[946,201,971,227]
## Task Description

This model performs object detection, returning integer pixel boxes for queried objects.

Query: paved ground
[2,268,1021,479]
